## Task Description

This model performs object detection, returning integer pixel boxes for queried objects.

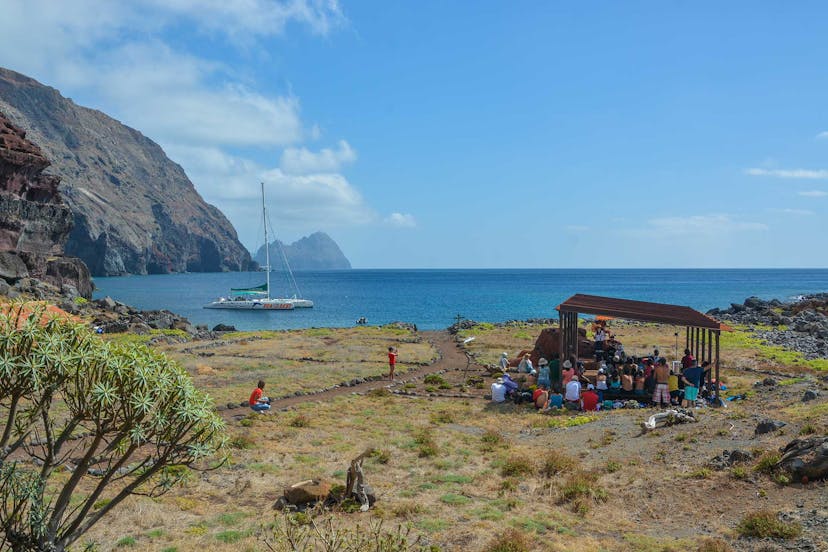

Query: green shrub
[736,510,801,539]
[696,537,733,552]
[116,536,136,547]
[290,414,311,428]
[754,452,781,475]
[558,470,607,513]
[414,428,438,458]
[539,451,576,478]
[423,374,447,386]
[482,528,531,552]
[501,455,533,477]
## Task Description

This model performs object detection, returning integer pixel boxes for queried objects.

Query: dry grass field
[80,321,827,552]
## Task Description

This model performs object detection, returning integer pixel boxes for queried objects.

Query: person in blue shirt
[681,361,710,407]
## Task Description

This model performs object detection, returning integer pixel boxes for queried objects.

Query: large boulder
[0,251,28,282]
[283,479,331,506]
[777,437,828,482]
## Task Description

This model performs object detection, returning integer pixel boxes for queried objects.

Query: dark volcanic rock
[802,390,819,402]
[212,323,237,332]
[755,419,786,435]
[0,67,252,276]
[255,231,351,271]
[1,111,92,297]
[777,436,828,482]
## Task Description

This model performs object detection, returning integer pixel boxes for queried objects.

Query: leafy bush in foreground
[0,302,226,552]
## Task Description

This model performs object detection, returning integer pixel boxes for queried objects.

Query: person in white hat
[491,377,507,403]
[536,358,550,389]
[562,360,575,386]
[499,352,509,372]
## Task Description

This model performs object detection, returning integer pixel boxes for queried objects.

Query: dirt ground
[81,321,827,552]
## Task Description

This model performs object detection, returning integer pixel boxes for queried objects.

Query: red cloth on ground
[249,387,263,406]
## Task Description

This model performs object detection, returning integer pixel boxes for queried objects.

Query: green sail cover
[230,283,267,293]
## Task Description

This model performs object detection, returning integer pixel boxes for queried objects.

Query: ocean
[90,269,828,332]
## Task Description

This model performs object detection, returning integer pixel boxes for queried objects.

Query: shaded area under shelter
[556,294,731,399]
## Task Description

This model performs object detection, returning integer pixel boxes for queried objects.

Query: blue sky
[1,1,827,268]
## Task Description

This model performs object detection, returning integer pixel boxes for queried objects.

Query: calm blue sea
[91,269,828,332]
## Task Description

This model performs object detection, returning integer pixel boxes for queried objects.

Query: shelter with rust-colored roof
[556,294,730,398]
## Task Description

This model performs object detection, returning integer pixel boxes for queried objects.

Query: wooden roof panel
[556,293,727,330]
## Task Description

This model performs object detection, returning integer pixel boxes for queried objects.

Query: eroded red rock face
[0,110,91,297]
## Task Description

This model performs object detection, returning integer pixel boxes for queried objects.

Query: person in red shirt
[249,380,270,412]
[681,348,695,370]
[388,346,398,381]
[581,384,600,411]
[532,384,549,410]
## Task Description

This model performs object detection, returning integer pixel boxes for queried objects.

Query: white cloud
[640,215,767,238]
[163,145,374,249]
[798,190,828,197]
[384,213,417,228]
[770,208,815,216]
[817,131,828,140]
[745,168,828,179]
[280,140,357,175]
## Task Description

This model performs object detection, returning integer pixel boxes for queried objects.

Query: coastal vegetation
[0,303,225,552]
[1,305,825,551]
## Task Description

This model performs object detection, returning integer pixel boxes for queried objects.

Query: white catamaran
[204,183,313,310]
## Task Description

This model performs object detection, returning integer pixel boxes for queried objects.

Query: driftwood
[641,408,697,432]
[345,448,374,512]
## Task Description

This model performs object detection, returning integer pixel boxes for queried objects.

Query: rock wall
[0,67,252,276]
[0,111,92,297]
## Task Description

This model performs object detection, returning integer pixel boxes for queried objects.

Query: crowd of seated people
[491,327,714,411]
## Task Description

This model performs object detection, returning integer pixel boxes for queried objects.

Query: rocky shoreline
[709,294,828,360]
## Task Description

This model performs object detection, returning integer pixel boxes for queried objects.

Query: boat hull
[273,298,314,308]
[203,299,295,310]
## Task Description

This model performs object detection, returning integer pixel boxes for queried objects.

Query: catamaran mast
[262,182,271,300]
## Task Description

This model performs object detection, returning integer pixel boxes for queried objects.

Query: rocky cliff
[0,67,251,276]
[255,232,351,271]
[0,111,92,297]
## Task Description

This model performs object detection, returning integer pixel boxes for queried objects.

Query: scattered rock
[283,479,331,506]
[777,436,828,481]
[802,390,819,402]
[755,419,786,435]
[212,323,236,332]
[763,377,778,387]
[710,449,754,470]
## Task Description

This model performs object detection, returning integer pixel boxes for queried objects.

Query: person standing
[681,361,709,407]
[388,346,398,381]
[652,358,671,408]
[249,380,271,412]
[681,348,695,370]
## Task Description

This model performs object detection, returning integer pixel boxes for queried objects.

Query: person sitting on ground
[548,390,564,409]
[621,366,634,392]
[595,367,608,403]
[501,372,519,399]
[634,368,646,396]
[499,352,509,372]
[491,377,507,403]
[652,358,671,408]
[561,360,575,386]
[564,376,582,410]
[668,368,680,405]
[533,384,549,410]
[536,357,551,389]
[518,353,534,375]
[249,380,271,412]
[610,371,622,390]
[581,383,600,411]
